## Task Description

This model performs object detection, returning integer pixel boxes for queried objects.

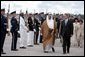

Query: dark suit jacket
[60,19,73,37]
[28,17,34,31]
[57,19,60,32]
[34,18,40,32]
[1,15,7,32]
[11,17,18,33]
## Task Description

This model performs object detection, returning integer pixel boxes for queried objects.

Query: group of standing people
[1,8,84,55]
[71,18,84,47]
[56,14,84,54]
[11,11,44,50]
[1,9,45,54]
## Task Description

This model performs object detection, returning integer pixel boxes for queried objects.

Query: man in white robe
[19,13,28,49]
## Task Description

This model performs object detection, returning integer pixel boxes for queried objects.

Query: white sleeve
[20,17,28,30]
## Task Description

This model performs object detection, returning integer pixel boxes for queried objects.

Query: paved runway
[1,34,84,56]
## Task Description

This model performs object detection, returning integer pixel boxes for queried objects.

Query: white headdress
[46,14,54,29]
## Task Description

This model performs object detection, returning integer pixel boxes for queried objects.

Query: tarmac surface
[1,34,84,56]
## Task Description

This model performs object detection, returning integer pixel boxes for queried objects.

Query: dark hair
[74,18,79,22]
[1,9,5,11]
[20,13,24,18]
[79,19,83,23]
[64,13,70,17]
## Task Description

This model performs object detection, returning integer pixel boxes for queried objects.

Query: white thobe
[19,16,28,47]
[27,31,34,45]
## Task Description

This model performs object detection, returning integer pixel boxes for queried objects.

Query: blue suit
[1,15,7,52]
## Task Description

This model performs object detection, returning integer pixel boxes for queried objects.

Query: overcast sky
[1,1,84,14]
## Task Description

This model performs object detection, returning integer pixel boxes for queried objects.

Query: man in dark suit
[10,11,18,51]
[34,13,40,45]
[39,12,46,25]
[60,14,73,54]
[1,9,7,54]
[28,14,34,31]
[39,12,45,43]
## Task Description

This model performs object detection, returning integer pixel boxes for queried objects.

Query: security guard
[1,8,7,54]
[10,11,18,51]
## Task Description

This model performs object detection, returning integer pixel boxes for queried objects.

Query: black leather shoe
[52,47,55,52]
[1,52,6,54]
[11,49,18,51]
[20,47,26,49]
[44,51,49,53]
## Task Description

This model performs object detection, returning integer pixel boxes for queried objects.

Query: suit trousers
[1,31,6,52]
[62,35,71,53]
[11,31,18,50]
[34,31,39,44]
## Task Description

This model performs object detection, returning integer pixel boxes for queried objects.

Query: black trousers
[11,31,18,50]
[34,31,39,44]
[1,31,6,52]
[62,35,71,53]
[40,35,42,43]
